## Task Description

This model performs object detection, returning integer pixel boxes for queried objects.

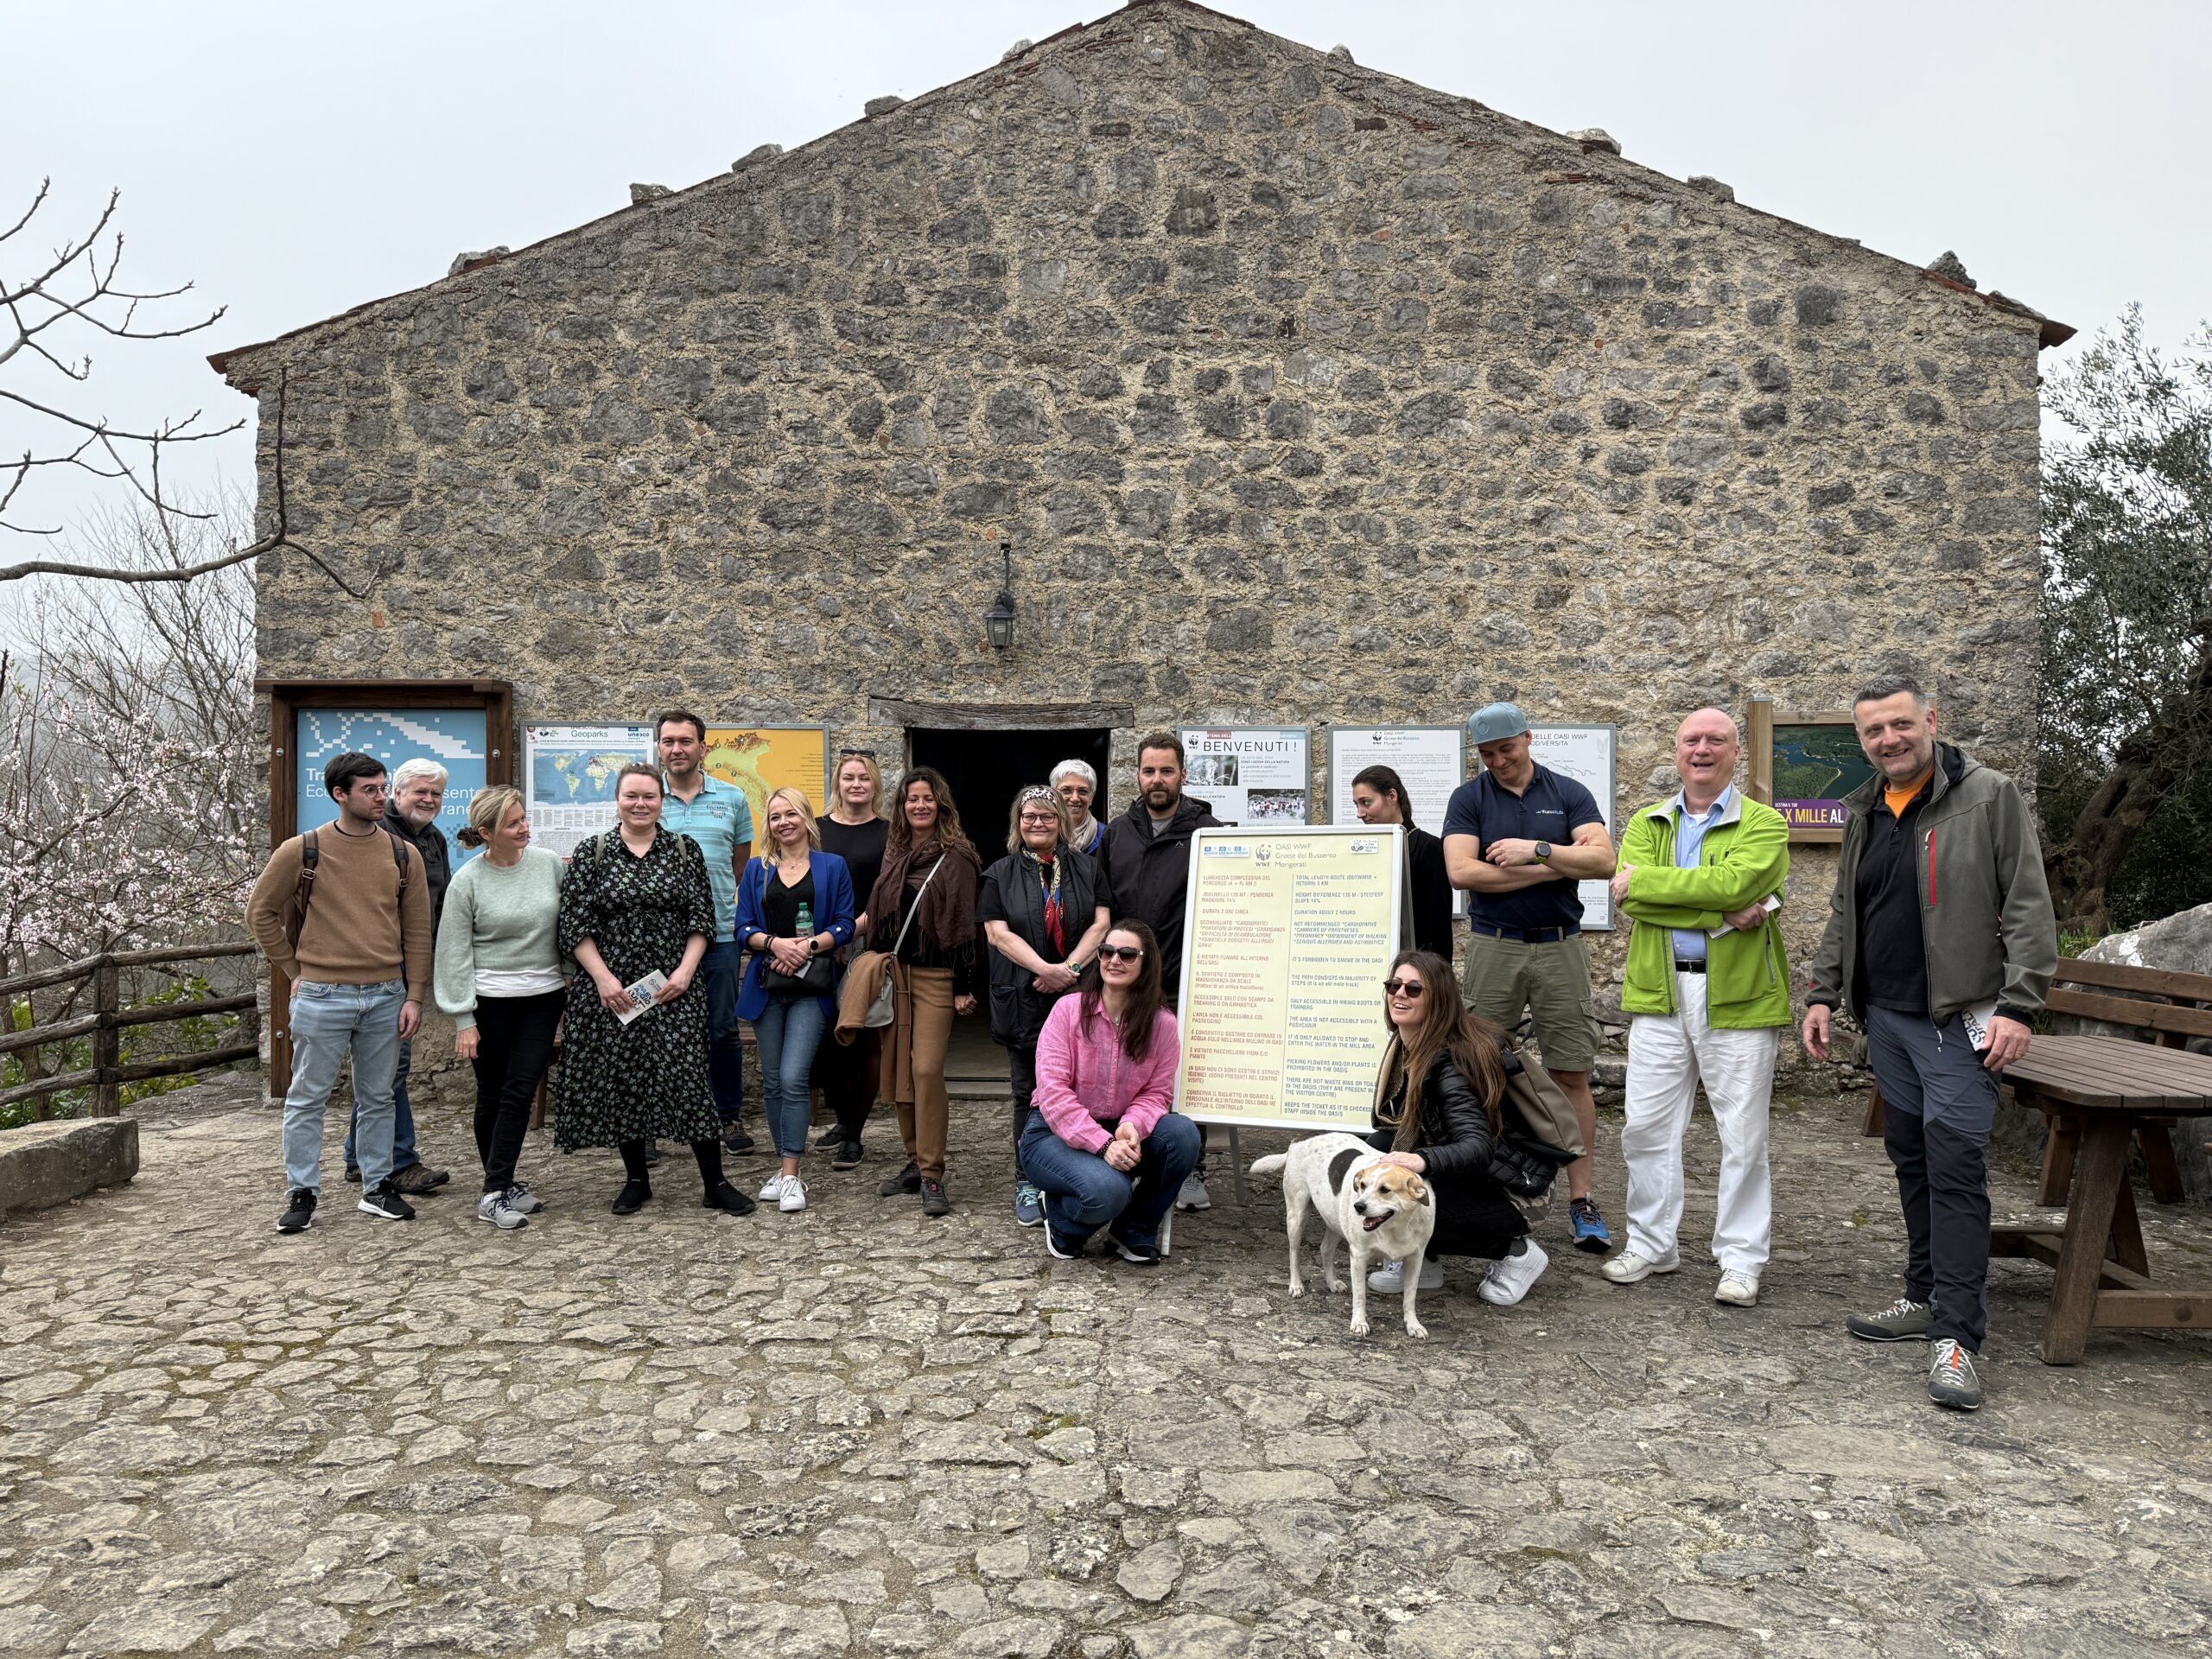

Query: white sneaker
[758,1173,791,1202]
[475,1191,529,1230]
[1366,1258,1445,1293]
[1174,1172,1212,1212]
[502,1181,544,1214]
[1601,1248,1680,1285]
[1478,1240,1548,1306]
[1714,1273,1760,1307]
[778,1177,808,1214]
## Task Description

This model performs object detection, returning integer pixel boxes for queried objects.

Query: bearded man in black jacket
[1097,732,1222,1210]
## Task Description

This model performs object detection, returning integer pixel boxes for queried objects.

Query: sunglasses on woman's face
[1383,977,1426,997]
[1097,944,1144,963]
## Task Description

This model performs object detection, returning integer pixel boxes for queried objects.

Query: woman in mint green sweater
[435,786,566,1229]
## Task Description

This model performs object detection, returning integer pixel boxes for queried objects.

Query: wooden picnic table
[1988,1033,2212,1363]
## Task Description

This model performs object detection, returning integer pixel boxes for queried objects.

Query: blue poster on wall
[296,708,489,866]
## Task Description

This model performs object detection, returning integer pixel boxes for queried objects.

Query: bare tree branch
[0,368,345,588]
[0,528,288,586]
[0,180,327,589]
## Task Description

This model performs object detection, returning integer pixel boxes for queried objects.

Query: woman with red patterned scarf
[979,785,1111,1229]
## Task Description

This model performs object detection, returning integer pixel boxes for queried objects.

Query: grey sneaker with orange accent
[1928,1338,1982,1410]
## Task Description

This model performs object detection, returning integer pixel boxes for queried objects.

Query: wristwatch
[1534,841,1553,861]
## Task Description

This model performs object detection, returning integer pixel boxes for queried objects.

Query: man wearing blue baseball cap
[1442,702,1618,1255]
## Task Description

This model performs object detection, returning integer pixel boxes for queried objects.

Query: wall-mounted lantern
[985,541,1018,651]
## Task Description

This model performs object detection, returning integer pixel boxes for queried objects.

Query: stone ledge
[0,1116,139,1217]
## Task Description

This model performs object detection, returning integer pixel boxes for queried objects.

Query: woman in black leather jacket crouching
[1365,950,1552,1307]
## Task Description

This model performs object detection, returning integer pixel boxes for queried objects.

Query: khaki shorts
[1459,931,1599,1072]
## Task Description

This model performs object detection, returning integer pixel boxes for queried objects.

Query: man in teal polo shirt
[657,711,755,1152]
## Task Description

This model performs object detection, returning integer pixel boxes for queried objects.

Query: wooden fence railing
[0,941,261,1119]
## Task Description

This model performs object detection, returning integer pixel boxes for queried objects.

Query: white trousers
[1622,972,1778,1276]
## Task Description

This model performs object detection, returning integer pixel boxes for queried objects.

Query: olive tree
[2039,305,2212,933]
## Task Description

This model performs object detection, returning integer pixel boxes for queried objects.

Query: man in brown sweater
[245,751,434,1232]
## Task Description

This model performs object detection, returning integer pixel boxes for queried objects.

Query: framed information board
[1179,727,1311,824]
[1174,824,1403,1133]
[1325,726,1465,833]
[702,726,831,832]
[257,677,513,1101]
[1326,725,1467,918]
[524,724,656,855]
[1746,699,1859,843]
[1529,724,1618,931]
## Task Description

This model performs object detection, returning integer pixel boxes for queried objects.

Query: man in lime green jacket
[1600,709,1790,1307]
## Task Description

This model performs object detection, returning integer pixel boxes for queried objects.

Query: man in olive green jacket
[1603,709,1791,1307]
[1804,674,2056,1413]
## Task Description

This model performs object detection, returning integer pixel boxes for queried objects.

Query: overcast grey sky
[3,0,2205,558]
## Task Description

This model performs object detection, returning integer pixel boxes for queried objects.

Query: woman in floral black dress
[556,764,753,1217]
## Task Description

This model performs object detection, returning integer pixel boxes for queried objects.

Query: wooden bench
[1853,957,2212,1363]
[1856,958,2212,1194]
[1988,1034,2212,1361]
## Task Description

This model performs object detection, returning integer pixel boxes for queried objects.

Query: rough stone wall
[218,0,2048,989]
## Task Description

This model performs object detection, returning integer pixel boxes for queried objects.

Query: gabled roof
[208,0,2068,387]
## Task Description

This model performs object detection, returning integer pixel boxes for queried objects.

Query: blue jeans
[753,994,828,1160]
[1017,1111,1201,1249]
[345,1035,417,1174]
[286,979,406,1192]
[702,941,748,1126]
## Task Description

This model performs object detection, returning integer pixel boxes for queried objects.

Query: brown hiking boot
[391,1162,449,1196]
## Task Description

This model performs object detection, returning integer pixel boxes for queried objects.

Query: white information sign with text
[1529,724,1618,931]
[1327,726,1468,915]
[525,723,656,855]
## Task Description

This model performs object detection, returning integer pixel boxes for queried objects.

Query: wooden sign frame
[1746,696,1855,845]
[256,677,514,1098]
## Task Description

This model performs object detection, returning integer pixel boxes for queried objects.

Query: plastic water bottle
[795,901,813,941]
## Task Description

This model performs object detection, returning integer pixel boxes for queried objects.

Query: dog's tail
[1247,1153,1288,1178]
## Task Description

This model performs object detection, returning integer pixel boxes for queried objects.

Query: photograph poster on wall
[1529,723,1618,931]
[524,724,656,856]
[1179,728,1311,825]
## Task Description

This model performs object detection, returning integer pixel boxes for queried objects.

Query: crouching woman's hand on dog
[1375,1151,1427,1173]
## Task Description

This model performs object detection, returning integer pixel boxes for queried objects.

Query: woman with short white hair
[1050,759,1103,855]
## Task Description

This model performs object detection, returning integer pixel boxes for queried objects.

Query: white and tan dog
[1249,1132,1436,1338]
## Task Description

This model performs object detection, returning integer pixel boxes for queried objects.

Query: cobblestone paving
[5,1082,2211,1658]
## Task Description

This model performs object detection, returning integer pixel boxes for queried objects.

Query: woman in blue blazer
[734,788,856,1213]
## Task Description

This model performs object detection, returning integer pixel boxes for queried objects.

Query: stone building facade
[212,0,2065,986]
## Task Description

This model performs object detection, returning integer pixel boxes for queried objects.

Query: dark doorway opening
[907,727,1113,860]
[906,725,1114,1096]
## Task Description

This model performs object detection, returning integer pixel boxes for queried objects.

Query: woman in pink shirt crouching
[1018,919,1200,1264]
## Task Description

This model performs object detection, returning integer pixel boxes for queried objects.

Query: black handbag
[763,950,836,998]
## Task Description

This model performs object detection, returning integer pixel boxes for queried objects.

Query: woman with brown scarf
[865,766,983,1216]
